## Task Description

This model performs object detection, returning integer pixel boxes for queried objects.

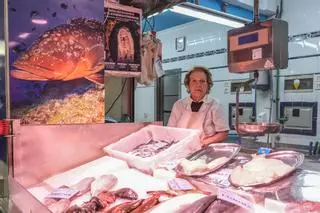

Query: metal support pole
[254,0,259,23]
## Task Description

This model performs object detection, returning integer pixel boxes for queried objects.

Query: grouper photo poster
[8,0,105,125]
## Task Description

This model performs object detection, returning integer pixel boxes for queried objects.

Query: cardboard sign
[218,188,254,212]
[168,178,194,191]
[46,187,79,200]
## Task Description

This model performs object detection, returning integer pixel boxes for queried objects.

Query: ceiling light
[147,9,169,18]
[170,2,249,28]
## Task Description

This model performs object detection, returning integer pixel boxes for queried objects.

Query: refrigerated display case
[3,120,320,213]
[7,121,165,212]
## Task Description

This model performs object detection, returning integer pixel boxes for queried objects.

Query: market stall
[2,0,320,212]
[5,120,320,213]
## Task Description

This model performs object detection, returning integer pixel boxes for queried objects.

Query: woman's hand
[200,134,211,147]
[200,131,229,146]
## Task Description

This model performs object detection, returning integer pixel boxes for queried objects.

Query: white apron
[176,102,213,134]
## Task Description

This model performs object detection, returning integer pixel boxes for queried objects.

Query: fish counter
[12,149,320,213]
[13,155,272,213]
[8,124,320,213]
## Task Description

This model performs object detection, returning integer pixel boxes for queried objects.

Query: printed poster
[8,0,105,124]
[104,2,141,77]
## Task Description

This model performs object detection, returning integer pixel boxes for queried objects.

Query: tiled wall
[134,0,320,146]
[134,20,252,124]
[265,0,320,146]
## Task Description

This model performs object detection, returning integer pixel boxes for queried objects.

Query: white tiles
[134,86,155,122]
[282,0,320,35]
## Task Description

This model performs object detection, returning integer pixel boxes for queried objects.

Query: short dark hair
[184,66,213,94]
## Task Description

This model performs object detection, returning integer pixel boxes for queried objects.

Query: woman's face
[188,70,209,101]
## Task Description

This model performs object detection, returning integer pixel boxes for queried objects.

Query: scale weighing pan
[175,143,241,177]
[229,150,304,188]
[236,122,281,137]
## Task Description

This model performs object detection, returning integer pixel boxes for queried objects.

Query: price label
[46,187,79,200]
[158,159,181,170]
[252,48,262,60]
[203,168,232,187]
[218,188,254,211]
[168,178,194,191]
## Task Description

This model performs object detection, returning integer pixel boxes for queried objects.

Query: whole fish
[65,192,116,213]
[105,199,143,213]
[96,191,117,208]
[91,175,118,197]
[11,17,104,85]
[44,177,95,207]
[114,188,138,200]
[177,195,217,213]
[130,194,160,213]
[204,199,235,213]
[71,177,96,197]
[47,199,71,213]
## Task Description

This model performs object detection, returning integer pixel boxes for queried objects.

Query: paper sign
[252,48,262,60]
[46,187,79,200]
[218,188,254,212]
[168,178,194,191]
[206,169,231,187]
[158,159,181,171]
[264,59,274,69]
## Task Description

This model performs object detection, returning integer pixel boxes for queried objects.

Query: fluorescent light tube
[170,3,249,28]
[147,9,168,18]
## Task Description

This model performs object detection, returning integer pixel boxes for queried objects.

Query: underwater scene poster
[8,0,105,125]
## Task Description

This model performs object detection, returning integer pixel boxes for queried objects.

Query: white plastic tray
[104,125,201,174]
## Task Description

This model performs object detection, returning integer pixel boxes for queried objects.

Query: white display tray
[27,156,168,209]
[104,125,201,174]
[26,155,276,213]
[28,156,129,202]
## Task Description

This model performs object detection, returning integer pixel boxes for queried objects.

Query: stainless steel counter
[185,152,320,210]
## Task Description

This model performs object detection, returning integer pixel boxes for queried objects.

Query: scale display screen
[228,19,288,73]
[238,32,259,45]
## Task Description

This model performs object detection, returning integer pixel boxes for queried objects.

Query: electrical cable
[142,17,147,32]
[145,18,153,31]
[152,16,155,30]
[106,79,128,115]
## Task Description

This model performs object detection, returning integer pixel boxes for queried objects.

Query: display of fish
[130,194,161,213]
[44,177,95,207]
[71,177,96,197]
[44,186,70,206]
[285,201,320,213]
[66,197,103,213]
[114,188,138,200]
[96,191,117,208]
[11,17,104,85]
[129,139,179,158]
[66,191,116,213]
[105,199,143,213]
[178,157,229,176]
[230,155,294,187]
[176,195,217,213]
[47,199,71,213]
[91,175,118,197]
[204,199,241,213]
[148,193,206,213]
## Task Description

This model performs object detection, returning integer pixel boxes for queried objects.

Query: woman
[168,66,229,146]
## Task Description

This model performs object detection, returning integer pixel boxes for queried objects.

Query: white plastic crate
[104,125,201,174]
